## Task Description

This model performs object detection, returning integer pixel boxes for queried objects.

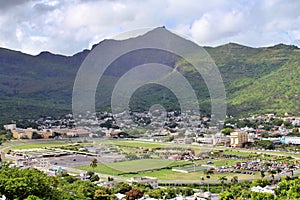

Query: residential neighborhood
[1,112,300,199]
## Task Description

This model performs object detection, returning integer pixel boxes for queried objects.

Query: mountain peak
[267,43,299,50]
[221,42,253,49]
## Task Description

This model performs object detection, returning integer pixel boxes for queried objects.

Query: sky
[1,0,300,56]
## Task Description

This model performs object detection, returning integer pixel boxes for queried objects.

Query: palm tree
[260,170,265,179]
[270,170,276,181]
[90,158,98,169]
[231,175,238,184]
[203,169,214,192]
[218,176,227,192]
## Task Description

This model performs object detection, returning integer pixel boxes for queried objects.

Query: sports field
[100,139,211,151]
[77,159,177,174]
[102,140,169,149]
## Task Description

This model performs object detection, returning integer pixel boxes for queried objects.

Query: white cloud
[0,0,300,55]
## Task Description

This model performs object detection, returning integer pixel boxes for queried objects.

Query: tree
[24,195,43,200]
[269,170,276,183]
[254,140,275,150]
[94,189,110,200]
[231,176,238,184]
[126,188,143,200]
[90,174,100,182]
[86,171,99,182]
[61,179,99,199]
[219,176,228,192]
[203,169,214,192]
[250,192,274,200]
[220,184,249,200]
[251,178,270,187]
[148,188,164,199]
[219,191,234,200]
[0,166,58,199]
[221,128,234,135]
[87,171,95,177]
[113,182,132,194]
[90,158,98,169]
[260,171,265,179]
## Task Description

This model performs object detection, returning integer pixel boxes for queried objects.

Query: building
[212,133,230,146]
[128,177,158,188]
[3,124,16,130]
[196,135,213,144]
[11,128,37,139]
[281,137,300,145]
[105,129,123,137]
[229,132,248,148]
[251,185,277,195]
[174,137,193,144]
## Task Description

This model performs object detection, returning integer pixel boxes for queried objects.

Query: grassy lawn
[103,140,169,149]
[193,159,245,167]
[76,158,259,181]
[77,164,123,175]
[100,139,212,151]
[77,159,177,174]
[222,150,255,156]
[121,168,260,181]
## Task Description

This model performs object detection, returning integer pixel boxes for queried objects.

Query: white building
[196,136,213,144]
[196,133,230,145]
[251,185,278,195]
[128,177,158,188]
[282,137,300,145]
[3,124,16,130]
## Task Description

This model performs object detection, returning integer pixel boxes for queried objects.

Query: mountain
[206,43,300,115]
[0,27,299,121]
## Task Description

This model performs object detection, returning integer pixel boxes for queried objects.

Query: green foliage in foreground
[220,176,300,200]
[0,163,111,200]
[4,160,300,200]
[0,162,196,200]
[0,164,56,199]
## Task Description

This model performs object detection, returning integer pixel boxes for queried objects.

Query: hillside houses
[5,124,91,139]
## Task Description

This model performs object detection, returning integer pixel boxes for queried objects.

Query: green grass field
[99,139,212,151]
[224,148,300,159]
[77,159,177,174]
[120,168,260,181]
[190,159,245,167]
[102,140,169,149]
[77,164,123,175]
[76,157,257,181]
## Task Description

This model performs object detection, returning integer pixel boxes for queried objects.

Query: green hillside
[208,43,300,115]
[0,29,300,121]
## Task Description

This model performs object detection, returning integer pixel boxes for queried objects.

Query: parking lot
[217,160,299,175]
[47,153,125,167]
[8,148,126,168]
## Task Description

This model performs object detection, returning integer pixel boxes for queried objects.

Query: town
[4,111,300,148]
[1,111,300,199]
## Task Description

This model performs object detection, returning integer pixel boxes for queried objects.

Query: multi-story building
[230,131,248,148]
